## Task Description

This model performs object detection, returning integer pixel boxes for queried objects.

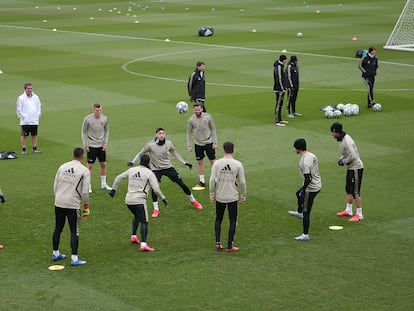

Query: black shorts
[87,147,106,164]
[21,125,38,136]
[195,143,216,161]
[346,168,363,197]
[153,167,182,183]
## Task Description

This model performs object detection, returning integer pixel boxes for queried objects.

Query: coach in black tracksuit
[188,61,206,112]
[358,47,378,108]
[273,54,288,126]
[286,55,301,117]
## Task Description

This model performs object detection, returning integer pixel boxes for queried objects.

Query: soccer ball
[336,103,345,111]
[325,110,334,118]
[333,110,342,118]
[344,106,352,117]
[345,103,353,111]
[176,101,189,114]
[373,103,382,111]
[297,32,303,38]
[351,104,359,115]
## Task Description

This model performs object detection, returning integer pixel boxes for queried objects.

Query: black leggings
[215,201,238,249]
[127,204,148,242]
[151,168,191,202]
[52,206,80,255]
[302,191,320,235]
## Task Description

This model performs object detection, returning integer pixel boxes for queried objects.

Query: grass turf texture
[0,0,413,310]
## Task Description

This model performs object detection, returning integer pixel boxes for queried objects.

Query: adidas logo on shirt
[63,167,76,177]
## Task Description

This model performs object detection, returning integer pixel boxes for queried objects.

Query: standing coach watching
[188,61,207,112]
[286,56,302,118]
[16,82,42,155]
[358,47,378,108]
[273,55,288,127]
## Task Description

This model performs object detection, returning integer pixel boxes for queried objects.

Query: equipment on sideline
[325,110,334,118]
[384,0,414,52]
[0,151,17,160]
[176,101,189,114]
[355,49,368,58]
[336,103,345,111]
[351,104,360,115]
[333,110,342,118]
[48,265,65,271]
[198,27,214,37]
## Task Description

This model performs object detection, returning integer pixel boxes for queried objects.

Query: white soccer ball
[333,110,342,118]
[336,103,345,111]
[325,110,334,118]
[373,103,382,111]
[345,103,353,111]
[297,32,303,38]
[176,101,189,114]
[343,107,352,116]
[351,104,359,115]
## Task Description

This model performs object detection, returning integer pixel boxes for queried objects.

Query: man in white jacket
[16,82,42,155]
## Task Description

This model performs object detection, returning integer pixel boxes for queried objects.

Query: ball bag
[198,27,214,37]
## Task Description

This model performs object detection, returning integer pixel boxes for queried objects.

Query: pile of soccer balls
[324,102,382,118]
[176,101,189,114]
[324,103,360,119]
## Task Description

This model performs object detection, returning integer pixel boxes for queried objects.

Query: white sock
[189,194,195,202]
[346,203,353,214]
[152,201,159,210]
[71,255,78,261]
[356,208,363,217]
[200,175,205,183]
[101,175,107,185]
[140,242,147,247]
[131,235,137,239]
[53,250,59,256]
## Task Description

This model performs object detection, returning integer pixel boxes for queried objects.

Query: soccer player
[358,47,378,108]
[127,128,202,218]
[330,122,364,222]
[209,141,246,252]
[288,139,322,241]
[286,55,302,118]
[81,103,111,193]
[188,61,206,112]
[52,148,90,266]
[109,155,168,252]
[16,82,42,155]
[187,102,218,190]
[273,55,289,127]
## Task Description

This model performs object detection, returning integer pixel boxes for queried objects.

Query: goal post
[383,0,414,52]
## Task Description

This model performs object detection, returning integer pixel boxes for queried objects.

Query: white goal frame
[383,0,414,52]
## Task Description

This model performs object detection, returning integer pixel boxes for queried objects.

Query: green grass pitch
[0,0,413,310]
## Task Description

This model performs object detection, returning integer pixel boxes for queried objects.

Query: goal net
[383,0,414,52]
